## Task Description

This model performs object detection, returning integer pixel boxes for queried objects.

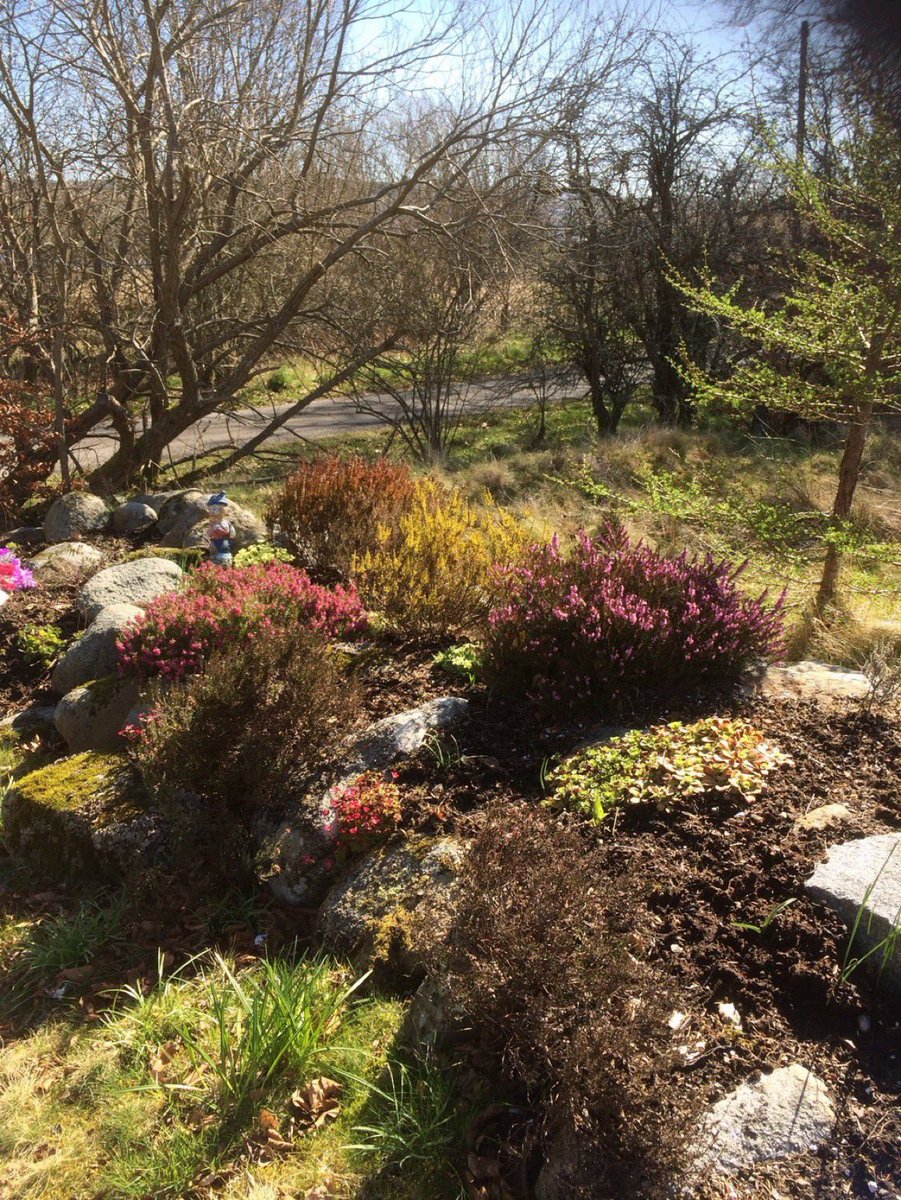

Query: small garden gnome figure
[206,490,236,566]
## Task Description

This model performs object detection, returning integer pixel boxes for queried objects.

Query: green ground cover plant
[433,642,483,684]
[548,717,792,824]
[16,624,66,669]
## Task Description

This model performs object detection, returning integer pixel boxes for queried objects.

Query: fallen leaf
[59,964,93,983]
[184,1105,216,1131]
[259,1108,281,1134]
[291,1077,342,1129]
[305,1180,340,1199]
[149,1041,179,1083]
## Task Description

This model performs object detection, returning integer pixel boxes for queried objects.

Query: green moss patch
[2,752,149,885]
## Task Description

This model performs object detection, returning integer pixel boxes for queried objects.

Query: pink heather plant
[0,547,35,591]
[487,521,785,712]
[117,561,367,681]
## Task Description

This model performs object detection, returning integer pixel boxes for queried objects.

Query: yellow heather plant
[352,480,531,641]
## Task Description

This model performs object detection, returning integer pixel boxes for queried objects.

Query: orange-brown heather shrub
[265,455,419,582]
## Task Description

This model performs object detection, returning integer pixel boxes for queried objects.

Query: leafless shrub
[862,637,901,712]
[440,801,694,1198]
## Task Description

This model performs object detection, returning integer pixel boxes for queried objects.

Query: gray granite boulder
[265,698,468,905]
[0,526,44,546]
[699,1064,834,1172]
[0,705,57,735]
[29,541,105,583]
[156,489,208,537]
[51,604,143,695]
[111,501,157,536]
[805,833,901,993]
[335,696,469,779]
[317,837,468,980]
[77,557,182,621]
[43,492,109,543]
[55,676,141,752]
[757,661,869,703]
[130,491,177,516]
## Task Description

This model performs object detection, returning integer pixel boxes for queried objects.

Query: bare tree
[0,0,571,487]
[538,37,775,431]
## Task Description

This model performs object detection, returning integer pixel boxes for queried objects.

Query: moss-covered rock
[316,836,468,986]
[2,751,163,884]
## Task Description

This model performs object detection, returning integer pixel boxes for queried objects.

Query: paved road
[72,375,576,474]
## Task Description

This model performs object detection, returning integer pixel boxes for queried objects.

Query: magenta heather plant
[117,561,367,681]
[487,522,785,712]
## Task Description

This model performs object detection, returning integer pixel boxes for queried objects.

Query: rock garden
[0,457,899,1200]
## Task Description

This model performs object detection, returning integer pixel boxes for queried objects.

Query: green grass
[0,942,472,1200]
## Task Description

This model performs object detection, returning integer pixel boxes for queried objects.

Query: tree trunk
[52,253,71,490]
[814,402,872,612]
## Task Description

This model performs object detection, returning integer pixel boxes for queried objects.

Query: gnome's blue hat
[207,490,229,507]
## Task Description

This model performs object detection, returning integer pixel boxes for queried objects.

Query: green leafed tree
[675,118,901,612]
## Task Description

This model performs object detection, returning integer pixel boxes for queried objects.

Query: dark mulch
[0,536,131,716]
[396,696,901,1199]
[0,581,84,713]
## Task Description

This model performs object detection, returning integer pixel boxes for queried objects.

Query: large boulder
[333,696,469,778]
[43,492,109,543]
[111,501,157,537]
[158,490,266,552]
[757,660,869,703]
[0,705,57,735]
[130,491,177,516]
[155,489,208,537]
[28,542,106,584]
[51,604,143,695]
[317,837,468,981]
[805,833,901,994]
[77,557,182,621]
[55,676,141,753]
[698,1064,834,1172]
[265,697,468,905]
[1,751,159,884]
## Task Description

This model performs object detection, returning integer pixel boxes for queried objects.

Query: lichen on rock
[316,836,468,984]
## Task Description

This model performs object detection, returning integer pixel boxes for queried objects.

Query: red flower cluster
[117,561,367,680]
[487,521,785,711]
[324,770,403,851]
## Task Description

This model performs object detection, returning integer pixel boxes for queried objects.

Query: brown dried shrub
[265,455,418,583]
[440,802,694,1198]
[133,625,361,812]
